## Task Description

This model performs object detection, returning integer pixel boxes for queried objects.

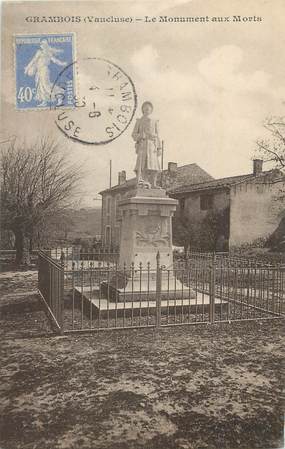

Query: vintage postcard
[0,1,284,449]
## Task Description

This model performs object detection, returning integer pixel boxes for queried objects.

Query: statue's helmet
[141,101,153,113]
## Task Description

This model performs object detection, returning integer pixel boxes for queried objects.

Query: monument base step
[73,286,228,318]
[100,277,196,302]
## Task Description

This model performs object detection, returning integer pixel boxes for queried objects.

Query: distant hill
[0,207,103,250]
[65,208,102,241]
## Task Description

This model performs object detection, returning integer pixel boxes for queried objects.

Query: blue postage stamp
[15,33,75,110]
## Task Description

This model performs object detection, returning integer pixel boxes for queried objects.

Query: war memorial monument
[105,101,190,301]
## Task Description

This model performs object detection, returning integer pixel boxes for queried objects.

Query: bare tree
[35,209,75,248]
[256,117,285,251]
[256,116,285,206]
[256,116,285,171]
[0,137,82,265]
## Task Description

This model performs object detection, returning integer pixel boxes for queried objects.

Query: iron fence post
[209,253,216,323]
[49,261,52,309]
[156,251,162,328]
[58,255,65,333]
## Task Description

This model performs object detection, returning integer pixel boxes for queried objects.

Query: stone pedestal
[99,187,195,301]
[118,187,177,270]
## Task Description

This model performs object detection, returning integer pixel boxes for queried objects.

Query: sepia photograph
[0,1,284,448]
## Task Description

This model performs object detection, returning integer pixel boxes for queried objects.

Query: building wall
[171,189,230,250]
[100,163,213,247]
[179,189,230,222]
[229,180,284,246]
[101,191,124,247]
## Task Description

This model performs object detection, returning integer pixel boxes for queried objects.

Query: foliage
[266,216,285,253]
[172,214,192,251]
[230,238,285,263]
[199,207,230,251]
[172,207,230,252]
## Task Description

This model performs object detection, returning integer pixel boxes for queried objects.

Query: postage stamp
[14,33,75,110]
[52,57,137,145]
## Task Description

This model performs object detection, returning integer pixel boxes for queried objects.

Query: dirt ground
[0,269,284,449]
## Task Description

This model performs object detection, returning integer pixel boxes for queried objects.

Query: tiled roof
[99,163,213,195]
[162,163,213,190]
[169,170,278,195]
[99,178,136,195]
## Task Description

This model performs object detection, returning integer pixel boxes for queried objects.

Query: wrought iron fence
[38,248,284,334]
[47,246,119,269]
[62,259,216,332]
[183,250,285,268]
[177,254,284,321]
[38,250,64,333]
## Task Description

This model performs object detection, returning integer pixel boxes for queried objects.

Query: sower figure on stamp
[24,39,66,107]
[132,101,162,189]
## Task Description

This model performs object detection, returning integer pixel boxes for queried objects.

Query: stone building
[99,162,213,247]
[99,159,284,250]
[169,160,285,250]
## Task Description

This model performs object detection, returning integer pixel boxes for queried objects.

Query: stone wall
[179,189,230,222]
[229,180,284,247]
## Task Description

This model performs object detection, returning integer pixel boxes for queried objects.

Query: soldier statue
[132,101,162,188]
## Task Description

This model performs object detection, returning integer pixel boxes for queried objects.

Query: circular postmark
[51,57,137,145]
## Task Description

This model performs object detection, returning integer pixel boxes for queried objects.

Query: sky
[1,0,285,207]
